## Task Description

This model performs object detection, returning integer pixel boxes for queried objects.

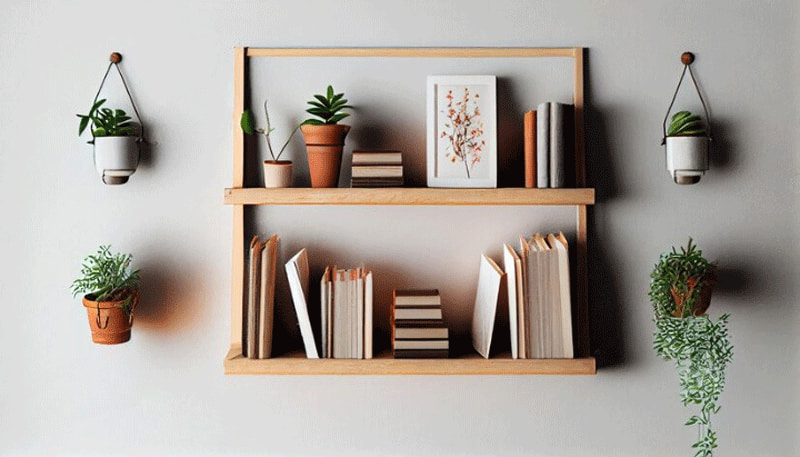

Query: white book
[351,166,403,178]
[503,244,520,359]
[395,308,443,320]
[395,294,442,306]
[536,102,551,188]
[285,249,318,358]
[471,254,505,359]
[549,233,574,358]
[364,271,373,359]
[524,236,542,358]
[533,234,554,358]
[394,340,449,350]
[518,236,530,358]
[258,235,278,359]
[333,268,347,358]
[320,266,330,358]
[352,151,402,165]
[356,270,364,359]
[395,327,449,339]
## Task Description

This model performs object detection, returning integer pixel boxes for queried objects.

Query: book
[394,291,442,307]
[351,166,403,178]
[393,349,449,359]
[258,234,278,359]
[394,339,449,350]
[503,244,521,359]
[536,102,551,188]
[285,248,319,358]
[471,254,505,359]
[245,236,264,359]
[320,267,331,358]
[356,269,364,359]
[364,271,373,359]
[550,102,574,188]
[395,327,449,339]
[395,308,442,320]
[351,150,402,165]
[524,110,537,188]
[532,233,554,358]
[548,232,574,358]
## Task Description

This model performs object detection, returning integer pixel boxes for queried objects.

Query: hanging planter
[76,52,146,185]
[661,52,713,185]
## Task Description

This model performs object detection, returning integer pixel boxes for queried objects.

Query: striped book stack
[392,289,449,358]
[351,150,403,187]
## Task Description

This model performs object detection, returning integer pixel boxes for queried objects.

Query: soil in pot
[82,293,138,344]
[301,125,350,188]
[263,160,293,188]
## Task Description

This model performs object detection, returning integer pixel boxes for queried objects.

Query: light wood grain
[230,47,246,345]
[573,48,586,187]
[246,47,579,58]
[576,204,589,357]
[224,187,595,206]
[224,345,596,375]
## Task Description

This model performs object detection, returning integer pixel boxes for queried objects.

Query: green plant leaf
[302,119,324,126]
[78,115,90,135]
[313,94,331,108]
[327,113,350,124]
[240,110,256,134]
[306,100,327,110]
[326,85,334,100]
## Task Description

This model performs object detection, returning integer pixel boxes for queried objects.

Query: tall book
[548,232,574,358]
[320,266,332,358]
[503,244,521,359]
[258,234,279,359]
[245,236,264,359]
[471,254,505,359]
[364,271,373,359]
[285,248,319,358]
[532,233,554,358]
[524,110,537,188]
[549,102,574,188]
[536,102,551,188]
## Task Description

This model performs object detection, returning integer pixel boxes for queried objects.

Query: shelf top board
[224,346,596,376]
[224,187,595,206]
[245,47,582,59]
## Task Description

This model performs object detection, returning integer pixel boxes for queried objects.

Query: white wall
[1,1,798,456]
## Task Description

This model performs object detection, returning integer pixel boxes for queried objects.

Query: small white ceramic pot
[93,136,140,185]
[665,136,709,185]
[263,160,292,188]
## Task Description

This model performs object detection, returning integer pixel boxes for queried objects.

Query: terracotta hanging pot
[670,272,716,317]
[82,292,138,344]
[301,124,350,188]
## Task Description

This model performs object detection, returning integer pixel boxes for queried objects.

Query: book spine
[393,349,449,359]
[536,102,550,188]
[550,102,566,188]
[524,110,537,188]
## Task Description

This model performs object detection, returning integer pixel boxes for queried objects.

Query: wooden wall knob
[110,52,122,63]
[681,52,695,65]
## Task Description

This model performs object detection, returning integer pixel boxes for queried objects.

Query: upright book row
[524,102,574,188]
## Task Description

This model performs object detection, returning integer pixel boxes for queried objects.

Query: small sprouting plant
[440,87,485,178]
[71,245,140,316]
[77,99,137,138]
[303,85,352,125]
[241,100,301,162]
[667,110,707,137]
[649,239,733,457]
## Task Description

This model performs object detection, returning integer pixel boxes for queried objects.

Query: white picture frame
[427,75,497,188]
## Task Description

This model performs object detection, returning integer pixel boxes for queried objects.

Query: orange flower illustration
[441,88,485,178]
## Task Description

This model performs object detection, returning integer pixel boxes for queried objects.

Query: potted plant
[649,239,733,456]
[300,85,353,188]
[241,100,302,188]
[71,245,141,344]
[77,99,140,185]
[663,110,710,185]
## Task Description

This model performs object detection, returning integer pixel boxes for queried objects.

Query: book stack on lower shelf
[351,150,403,187]
[392,289,449,358]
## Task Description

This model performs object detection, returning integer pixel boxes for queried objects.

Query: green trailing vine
[649,239,733,457]
[71,245,140,316]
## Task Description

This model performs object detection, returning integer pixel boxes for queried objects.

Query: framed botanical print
[426,75,497,188]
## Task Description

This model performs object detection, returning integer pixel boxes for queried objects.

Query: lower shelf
[224,345,596,375]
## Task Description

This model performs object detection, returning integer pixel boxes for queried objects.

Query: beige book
[549,232,574,358]
[246,236,264,359]
[258,234,278,359]
[364,271,373,359]
[503,244,521,359]
[471,254,505,359]
[285,248,318,358]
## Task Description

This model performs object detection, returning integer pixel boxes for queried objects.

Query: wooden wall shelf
[224,345,596,375]
[224,187,595,206]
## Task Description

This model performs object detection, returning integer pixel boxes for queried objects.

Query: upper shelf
[224,187,595,206]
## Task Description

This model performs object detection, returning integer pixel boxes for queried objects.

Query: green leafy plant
[77,99,137,138]
[303,85,352,126]
[240,100,301,162]
[649,239,733,457]
[667,110,707,137]
[71,245,140,316]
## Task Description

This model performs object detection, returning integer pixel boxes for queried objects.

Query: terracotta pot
[82,293,138,344]
[263,160,292,188]
[670,272,716,317]
[301,124,350,188]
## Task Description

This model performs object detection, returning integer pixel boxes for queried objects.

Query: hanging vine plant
[649,239,733,457]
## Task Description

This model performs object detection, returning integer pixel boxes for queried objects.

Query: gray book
[550,102,567,188]
[536,102,551,188]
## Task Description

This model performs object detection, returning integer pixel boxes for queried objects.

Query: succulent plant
[77,99,137,138]
[303,85,352,126]
[667,110,707,137]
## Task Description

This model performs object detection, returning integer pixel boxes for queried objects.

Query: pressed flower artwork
[427,76,497,188]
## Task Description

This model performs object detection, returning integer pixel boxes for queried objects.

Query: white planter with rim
[93,136,140,185]
[665,135,709,185]
[263,160,292,188]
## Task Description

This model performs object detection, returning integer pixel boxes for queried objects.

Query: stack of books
[392,289,449,358]
[351,150,403,187]
[319,265,374,359]
[244,234,279,359]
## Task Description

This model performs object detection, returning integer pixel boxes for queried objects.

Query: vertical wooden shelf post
[230,47,247,347]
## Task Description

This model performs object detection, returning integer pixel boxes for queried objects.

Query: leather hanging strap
[90,52,145,143]
[661,52,712,144]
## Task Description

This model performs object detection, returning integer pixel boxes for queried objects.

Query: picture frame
[427,75,497,188]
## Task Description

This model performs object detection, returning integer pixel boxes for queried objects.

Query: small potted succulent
[241,100,301,188]
[649,239,733,456]
[77,99,141,185]
[71,245,141,344]
[300,85,353,188]
[662,110,710,185]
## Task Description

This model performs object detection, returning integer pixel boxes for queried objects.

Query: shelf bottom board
[224,346,596,375]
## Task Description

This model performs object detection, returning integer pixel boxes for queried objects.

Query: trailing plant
[667,110,707,137]
[77,99,137,138]
[71,245,140,316]
[303,85,352,125]
[649,239,733,457]
[241,100,301,162]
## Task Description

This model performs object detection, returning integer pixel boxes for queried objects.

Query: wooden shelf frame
[227,47,592,375]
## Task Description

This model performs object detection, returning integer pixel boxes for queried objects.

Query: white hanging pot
[93,136,140,185]
[665,136,709,185]
[263,160,293,188]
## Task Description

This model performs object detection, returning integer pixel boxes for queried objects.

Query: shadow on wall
[133,255,204,334]
[583,50,625,368]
